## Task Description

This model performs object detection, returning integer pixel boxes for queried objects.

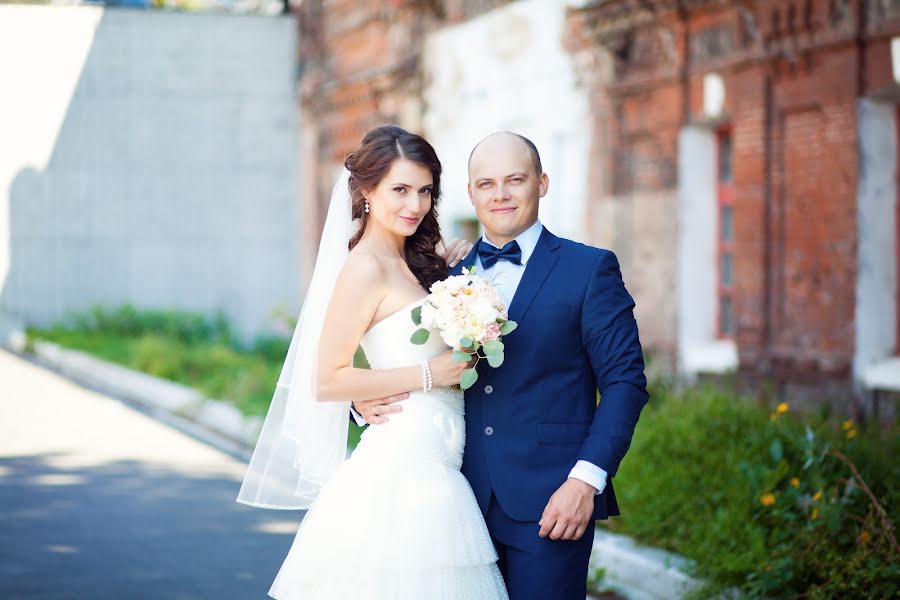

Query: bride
[237,125,509,599]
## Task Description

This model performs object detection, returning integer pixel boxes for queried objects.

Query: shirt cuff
[349,404,368,428]
[568,460,608,495]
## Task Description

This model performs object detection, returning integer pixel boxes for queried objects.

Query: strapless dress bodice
[355,298,465,469]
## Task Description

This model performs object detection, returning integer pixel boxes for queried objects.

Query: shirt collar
[481,220,543,265]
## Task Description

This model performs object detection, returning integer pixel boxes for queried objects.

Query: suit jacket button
[484,426,494,436]
[484,385,494,394]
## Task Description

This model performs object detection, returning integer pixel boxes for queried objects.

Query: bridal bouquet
[410,267,517,390]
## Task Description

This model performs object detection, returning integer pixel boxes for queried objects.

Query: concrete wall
[0,6,300,341]
[421,0,591,243]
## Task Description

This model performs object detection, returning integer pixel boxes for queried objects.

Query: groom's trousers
[486,493,595,600]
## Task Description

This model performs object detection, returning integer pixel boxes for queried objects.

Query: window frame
[716,125,735,340]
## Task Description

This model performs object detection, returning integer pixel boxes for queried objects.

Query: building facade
[296,0,900,411]
[567,0,899,409]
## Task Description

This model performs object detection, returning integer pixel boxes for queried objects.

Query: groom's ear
[538,172,549,198]
[467,181,475,205]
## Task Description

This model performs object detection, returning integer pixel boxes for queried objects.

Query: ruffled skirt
[269,393,507,599]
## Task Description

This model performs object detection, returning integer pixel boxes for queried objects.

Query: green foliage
[410,328,430,345]
[486,353,504,368]
[451,350,472,363]
[460,368,478,390]
[63,304,233,346]
[482,339,503,356]
[27,305,284,416]
[499,320,517,335]
[607,385,899,598]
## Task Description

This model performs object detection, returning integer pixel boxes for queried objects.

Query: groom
[356,132,648,600]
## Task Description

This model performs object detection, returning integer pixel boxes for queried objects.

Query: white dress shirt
[474,220,608,496]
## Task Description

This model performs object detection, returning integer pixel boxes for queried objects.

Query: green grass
[29,305,370,447]
[606,383,899,598]
[27,305,288,416]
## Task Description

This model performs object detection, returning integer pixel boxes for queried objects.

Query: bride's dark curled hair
[345,125,448,291]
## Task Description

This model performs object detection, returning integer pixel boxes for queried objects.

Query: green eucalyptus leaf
[487,352,504,368]
[459,336,474,349]
[451,350,472,363]
[499,320,518,335]
[410,328,430,345]
[483,339,503,356]
[411,305,422,326]
[460,367,478,390]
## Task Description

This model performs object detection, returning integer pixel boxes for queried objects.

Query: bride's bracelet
[419,359,433,394]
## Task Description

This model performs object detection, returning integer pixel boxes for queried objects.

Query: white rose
[440,326,464,348]
[471,297,498,324]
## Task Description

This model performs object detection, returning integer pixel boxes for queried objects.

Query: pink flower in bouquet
[483,323,502,342]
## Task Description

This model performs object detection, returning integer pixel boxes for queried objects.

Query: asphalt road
[0,349,301,600]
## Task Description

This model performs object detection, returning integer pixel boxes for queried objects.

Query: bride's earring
[364,200,370,214]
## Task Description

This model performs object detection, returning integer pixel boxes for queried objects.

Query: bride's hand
[437,238,474,268]
[428,350,470,387]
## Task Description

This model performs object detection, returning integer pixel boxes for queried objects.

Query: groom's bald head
[468,132,543,177]
[466,131,549,247]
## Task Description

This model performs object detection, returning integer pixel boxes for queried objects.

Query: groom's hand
[353,393,408,425]
[538,478,596,541]
[438,238,474,268]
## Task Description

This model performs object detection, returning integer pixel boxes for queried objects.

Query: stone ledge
[861,357,900,392]
[591,529,704,600]
[12,338,263,450]
[680,340,738,377]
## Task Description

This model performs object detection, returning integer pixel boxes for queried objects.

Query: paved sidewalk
[0,349,300,600]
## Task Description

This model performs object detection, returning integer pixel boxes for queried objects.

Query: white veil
[237,168,357,509]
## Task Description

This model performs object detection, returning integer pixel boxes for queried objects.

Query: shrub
[607,385,898,598]
[28,305,285,416]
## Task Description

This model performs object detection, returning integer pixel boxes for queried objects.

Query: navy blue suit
[450,227,648,599]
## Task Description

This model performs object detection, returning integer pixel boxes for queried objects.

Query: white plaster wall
[677,126,736,376]
[0,6,299,341]
[855,99,898,381]
[422,0,591,242]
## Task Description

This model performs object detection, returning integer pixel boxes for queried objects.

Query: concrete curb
[9,337,263,457]
[7,335,705,600]
[590,529,704,599]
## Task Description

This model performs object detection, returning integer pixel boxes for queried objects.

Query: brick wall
[295,0,900,395]
[566,0,900,392]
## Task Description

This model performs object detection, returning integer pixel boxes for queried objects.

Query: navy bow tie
[477,240,522,269]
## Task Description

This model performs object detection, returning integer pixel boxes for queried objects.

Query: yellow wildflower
[846,428,857,439]
[770,413,777,422]
[811,506,819,520]
[760,493,776,507]
[842,419,854,431]
[812,491,822,502]
[790,478,800,488]
[858,531,871,545]
[776,402,789,414]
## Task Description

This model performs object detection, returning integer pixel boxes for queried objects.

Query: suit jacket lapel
[508,228,561,323]
[450,240,481,276]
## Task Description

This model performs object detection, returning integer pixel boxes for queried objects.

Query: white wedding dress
[268,299,509,600]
